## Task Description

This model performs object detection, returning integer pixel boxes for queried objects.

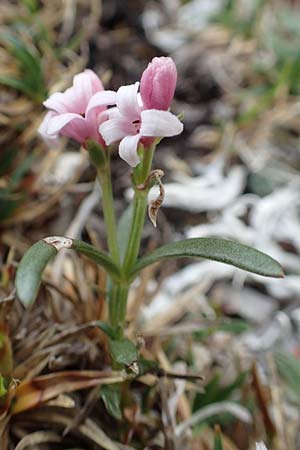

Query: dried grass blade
[11,370,125,414]
[14,431,62,450]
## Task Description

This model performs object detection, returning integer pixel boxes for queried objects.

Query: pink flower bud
[140,57,177,111]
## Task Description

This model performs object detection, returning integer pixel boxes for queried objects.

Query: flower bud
[140,57,177,111]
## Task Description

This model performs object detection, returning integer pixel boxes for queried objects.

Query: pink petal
[45,87,86,115]
[99,118,136,145]
[73,69,103,95]
[44,70,104,116]
[118,134,141,167]
[72,69,104,112]
[86,90,117,116]
[48,113,88,144]
[106,107,122,119]
[140,110,183,137]
[140,57,177,110]
[38,111,60,147]
[116,83,141,120]
[85,91,117,142]
[43,92,68,114]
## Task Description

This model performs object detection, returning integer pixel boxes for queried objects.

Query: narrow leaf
[0,75,33,96]
[274,351,300,397]
[1,34,43,86]
[0,376,7,398]
[16,237,121,307]
[100,384,122,420]
[109,338,138,367]
[0,191,23,221]
[214,425,224,450]
[15,241,57,307]
[137,358,159,376]
[72,239,121,280]
[130,238,283,279]
[96,321,116,340]
[10,152,36,187]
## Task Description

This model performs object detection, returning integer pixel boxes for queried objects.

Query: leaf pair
[15,236,283,307]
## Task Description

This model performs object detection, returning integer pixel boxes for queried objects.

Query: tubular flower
[38,69,110,147]
[96,57,183,167]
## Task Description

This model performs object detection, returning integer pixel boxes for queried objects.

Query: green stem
[97,156,120,266]
[88,142,131,331]
[138,142,155,184]
[89,141,156,331]
[109,145,156,330]
[109,284,129,331]
[123,145,155,275]
[123,190,148,273]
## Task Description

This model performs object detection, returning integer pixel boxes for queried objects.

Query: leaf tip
[43,236,73,251]
[277,269,285,278]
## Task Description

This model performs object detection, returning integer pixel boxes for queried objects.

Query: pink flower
[140,57,177,110]
[97,82,183,167]
[38,69,112,147]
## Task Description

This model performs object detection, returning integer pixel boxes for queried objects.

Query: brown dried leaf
[251,363,276,437]
[11,370,126,414]
[14,431,62,450]
[0,325,13,377]
[148,170,165,228]
[0,415,10,450]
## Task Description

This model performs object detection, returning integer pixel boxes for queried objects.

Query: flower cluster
[39,57,183,167]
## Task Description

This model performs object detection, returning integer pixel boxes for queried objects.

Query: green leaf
[86,140,106,169]
[218,320,250,334]
[0,147,18,176]
[15,241,57,307]
[96,321,116,340]
[214,426,224,450]
[72,239,121,280]
[193,372,247,411]
[15,237,121,307]
[0,75,34,96]
[2,34,42,84]
[10,152,36,188]
[109,338,138,367]
[0,190,23,221]
[0,33,46,100]
[137,358,159,376]
[117,204,133,262]
[21,0,39,13]
[274,351,300,398]
[100,384,122,420]
[0,375,7,398]
[130,238,283,279]
[193,319,250,340]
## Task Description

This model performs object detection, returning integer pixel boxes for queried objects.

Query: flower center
[132,119,141,134]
